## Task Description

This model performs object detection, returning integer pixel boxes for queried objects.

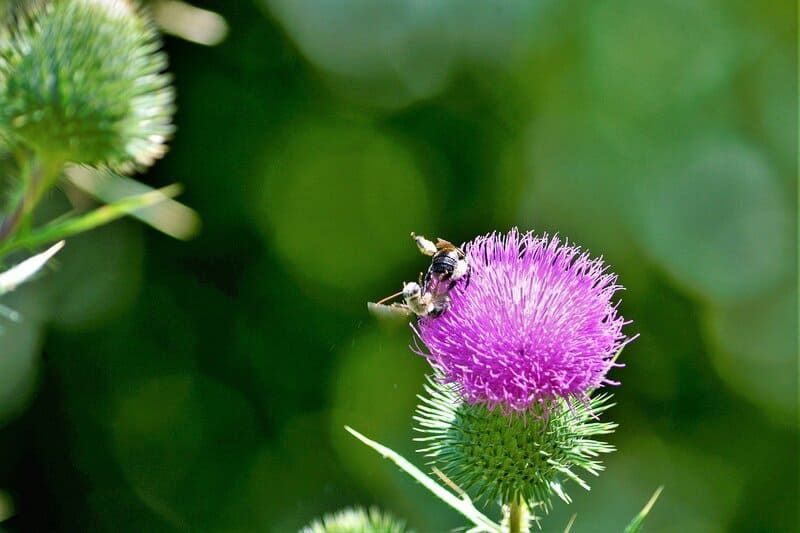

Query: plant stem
[0,185,181,257]
[0,159,33,244]
[508,499,527,533]
[0,201,25,244]
[0,155,61,247]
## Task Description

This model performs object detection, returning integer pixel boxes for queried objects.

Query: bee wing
[367,301,413,318]
[435,238,454,250]
[436,238,465,257]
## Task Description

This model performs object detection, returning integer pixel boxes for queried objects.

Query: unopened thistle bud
[0,0,175,173]
[301,507,409,533]
[415,376,617,511]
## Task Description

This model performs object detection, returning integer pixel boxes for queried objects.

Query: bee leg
[428,297,450,318]
[446,268,470,291]
[445,276,457,292]
[422,270,433,293]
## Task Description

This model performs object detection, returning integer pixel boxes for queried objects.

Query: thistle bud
[0,0,175,173]
[301,507,408,533]
[415,376,617,512]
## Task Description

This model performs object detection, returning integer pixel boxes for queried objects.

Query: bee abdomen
[430,253,459,275]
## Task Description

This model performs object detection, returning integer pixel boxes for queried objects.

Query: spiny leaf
[344,425,502,533]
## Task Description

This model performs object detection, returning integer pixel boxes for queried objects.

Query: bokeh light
[250,116,433,294]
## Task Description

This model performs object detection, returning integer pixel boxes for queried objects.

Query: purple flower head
[414,229,633,415]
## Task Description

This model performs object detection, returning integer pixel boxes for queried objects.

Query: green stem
[0,200,26,244]
[0,155,62,245]
[0,160,33,244]
[0,185,181,258]
[508,499,527,533]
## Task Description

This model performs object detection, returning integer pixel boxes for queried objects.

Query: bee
[368,233,470,319]
[411,232,470,292]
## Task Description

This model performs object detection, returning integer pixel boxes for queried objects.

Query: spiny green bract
[0,0,174,173]
[414,375,617,511]
[300,507,409,533]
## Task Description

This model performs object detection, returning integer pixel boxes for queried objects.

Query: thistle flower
[414,229,632,415]
[0,0,175,173]
[301,507,409,533]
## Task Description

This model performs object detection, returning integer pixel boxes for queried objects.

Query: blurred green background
[0,0,797,531]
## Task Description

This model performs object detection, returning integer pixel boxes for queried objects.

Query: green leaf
[563,513,577,533]
[151,1,228,46]
[0,185,180,257]
[624,486,663,533]
[344,426,503,533]
[0,240,63,294]
[65,166,200,240]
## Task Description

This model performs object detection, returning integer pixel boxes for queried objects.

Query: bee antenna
[375,289,404,305]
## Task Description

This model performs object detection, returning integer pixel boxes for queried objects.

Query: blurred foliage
[0,0,796,531]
